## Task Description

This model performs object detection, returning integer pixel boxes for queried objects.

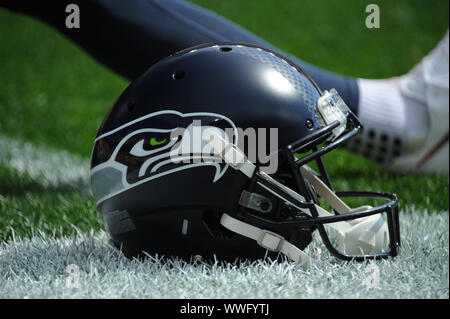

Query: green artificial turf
[0,0,448,244]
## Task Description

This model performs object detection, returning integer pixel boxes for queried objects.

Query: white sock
[349,30,449,165]
[347,78,429,164]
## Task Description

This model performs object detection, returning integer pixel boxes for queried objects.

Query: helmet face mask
[91,42,400,264]
[204,109,400,264]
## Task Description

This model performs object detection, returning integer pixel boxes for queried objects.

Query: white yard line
[0,134,90,192]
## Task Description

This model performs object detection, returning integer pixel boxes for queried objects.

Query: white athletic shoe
[387,30,449,175]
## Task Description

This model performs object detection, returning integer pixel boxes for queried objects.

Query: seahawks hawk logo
[91,110,237,204]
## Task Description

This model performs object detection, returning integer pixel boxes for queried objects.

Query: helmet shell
[91,43,322,260]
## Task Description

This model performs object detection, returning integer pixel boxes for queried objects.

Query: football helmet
[91,42,400,265]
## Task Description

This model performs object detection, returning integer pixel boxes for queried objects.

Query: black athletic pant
[1,0,359,111]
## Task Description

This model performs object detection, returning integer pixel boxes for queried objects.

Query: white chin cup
[337,214,389,256]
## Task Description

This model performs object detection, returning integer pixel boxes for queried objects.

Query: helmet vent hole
[172,70,185,80]
[220,47,232,52]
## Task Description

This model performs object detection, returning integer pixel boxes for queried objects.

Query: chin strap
[220,213,313,266]
[205,130,389,263]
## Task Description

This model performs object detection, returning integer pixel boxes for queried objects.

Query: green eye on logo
[150,137,167,146]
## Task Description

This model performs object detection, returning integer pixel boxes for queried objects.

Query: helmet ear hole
[220,47,232,52]
[172,70,185,80]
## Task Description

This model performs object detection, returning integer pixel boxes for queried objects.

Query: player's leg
[0,0,359,112]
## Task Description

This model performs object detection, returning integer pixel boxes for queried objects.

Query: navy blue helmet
[91,43,400,264]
